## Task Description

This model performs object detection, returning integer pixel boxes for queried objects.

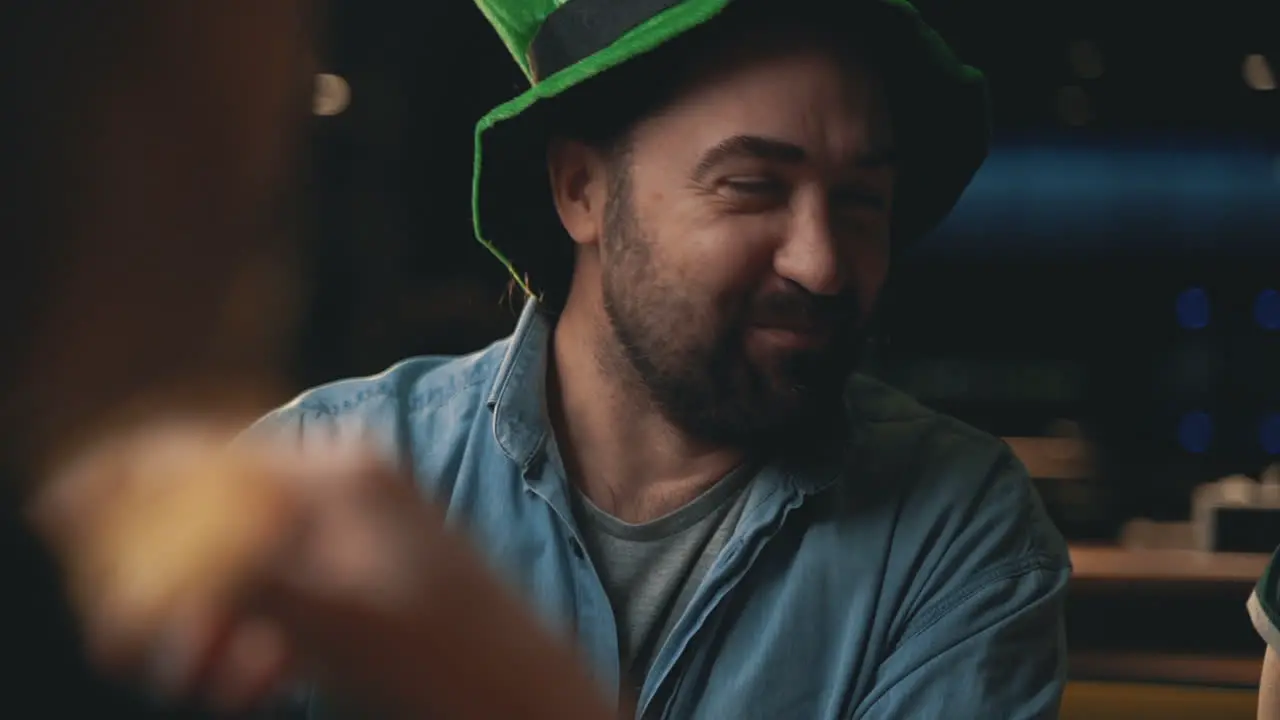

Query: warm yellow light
[313,73,351,116]
[1243,54,1276,92]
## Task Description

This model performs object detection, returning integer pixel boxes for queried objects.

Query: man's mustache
[747,290,860,335]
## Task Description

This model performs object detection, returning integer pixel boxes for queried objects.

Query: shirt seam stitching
[291,377,486,420]
[896,552,1064,647]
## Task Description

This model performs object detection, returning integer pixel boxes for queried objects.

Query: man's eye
[723,177,785,196]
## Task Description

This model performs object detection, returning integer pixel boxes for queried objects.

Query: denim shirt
[256,300,1071,719]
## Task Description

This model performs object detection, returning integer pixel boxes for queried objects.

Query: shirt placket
[523,455,625,700]
[636,472,808,720]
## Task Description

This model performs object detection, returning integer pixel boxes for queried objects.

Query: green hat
[472,0,990,298]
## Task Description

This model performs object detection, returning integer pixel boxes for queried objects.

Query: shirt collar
[486,298,552,473]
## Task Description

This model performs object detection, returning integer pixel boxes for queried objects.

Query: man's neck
[547,300,744,524]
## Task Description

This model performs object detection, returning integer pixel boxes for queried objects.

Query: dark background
[298,0,1280,540]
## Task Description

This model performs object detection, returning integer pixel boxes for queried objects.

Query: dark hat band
[528,0,685,81]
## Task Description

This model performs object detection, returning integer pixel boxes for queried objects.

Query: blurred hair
[0,2,317,490]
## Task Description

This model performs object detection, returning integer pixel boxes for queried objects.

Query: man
[243,0,1071,717]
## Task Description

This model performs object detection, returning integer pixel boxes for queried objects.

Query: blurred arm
[1253,551,1280,720]
[1261,647,1280,720]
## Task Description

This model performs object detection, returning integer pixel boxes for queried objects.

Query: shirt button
[570,539,586,559]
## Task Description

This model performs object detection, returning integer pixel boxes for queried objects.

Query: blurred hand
[30,421,615,719]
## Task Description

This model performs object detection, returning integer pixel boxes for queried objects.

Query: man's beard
[597,166,865,451]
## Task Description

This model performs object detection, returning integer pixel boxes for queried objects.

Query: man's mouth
[748,322,833,350]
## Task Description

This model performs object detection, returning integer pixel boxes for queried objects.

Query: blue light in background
[1256,289,1280,331]
[1176,288,1211,330]
[1178,411,1214,454]
[918,135,1280,257]
[1262,413,1280,456]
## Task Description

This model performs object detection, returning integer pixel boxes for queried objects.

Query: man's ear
[547,138,609,247]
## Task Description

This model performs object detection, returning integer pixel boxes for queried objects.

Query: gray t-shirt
[572,465,754,695]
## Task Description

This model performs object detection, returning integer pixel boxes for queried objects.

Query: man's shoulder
[252,336,512,449]
[842,374,1068,563]
[846,373,1010,480]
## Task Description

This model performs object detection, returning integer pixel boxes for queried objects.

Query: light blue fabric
[257,299,1071,719]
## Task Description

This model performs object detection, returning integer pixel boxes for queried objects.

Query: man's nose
[772,193,846,297]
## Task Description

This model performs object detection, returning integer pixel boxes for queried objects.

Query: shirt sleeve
[1251,547,1280,652]
[852,453,1072,720]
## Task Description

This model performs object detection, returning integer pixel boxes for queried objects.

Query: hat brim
[472,0,989,297]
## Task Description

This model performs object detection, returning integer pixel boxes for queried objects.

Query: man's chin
[738,382,843,441]
[663,388,841,452]
[650,353,850,449]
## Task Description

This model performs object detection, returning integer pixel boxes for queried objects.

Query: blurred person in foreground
[1254,553,1280,718]
[2,2,613,719]
[89,0,1069,717]
[0,3,311,714]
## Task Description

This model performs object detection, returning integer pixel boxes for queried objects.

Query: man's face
[560,38,896,448]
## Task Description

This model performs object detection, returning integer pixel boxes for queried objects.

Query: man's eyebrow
[691,134,896,181]
[692,135,806,181]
